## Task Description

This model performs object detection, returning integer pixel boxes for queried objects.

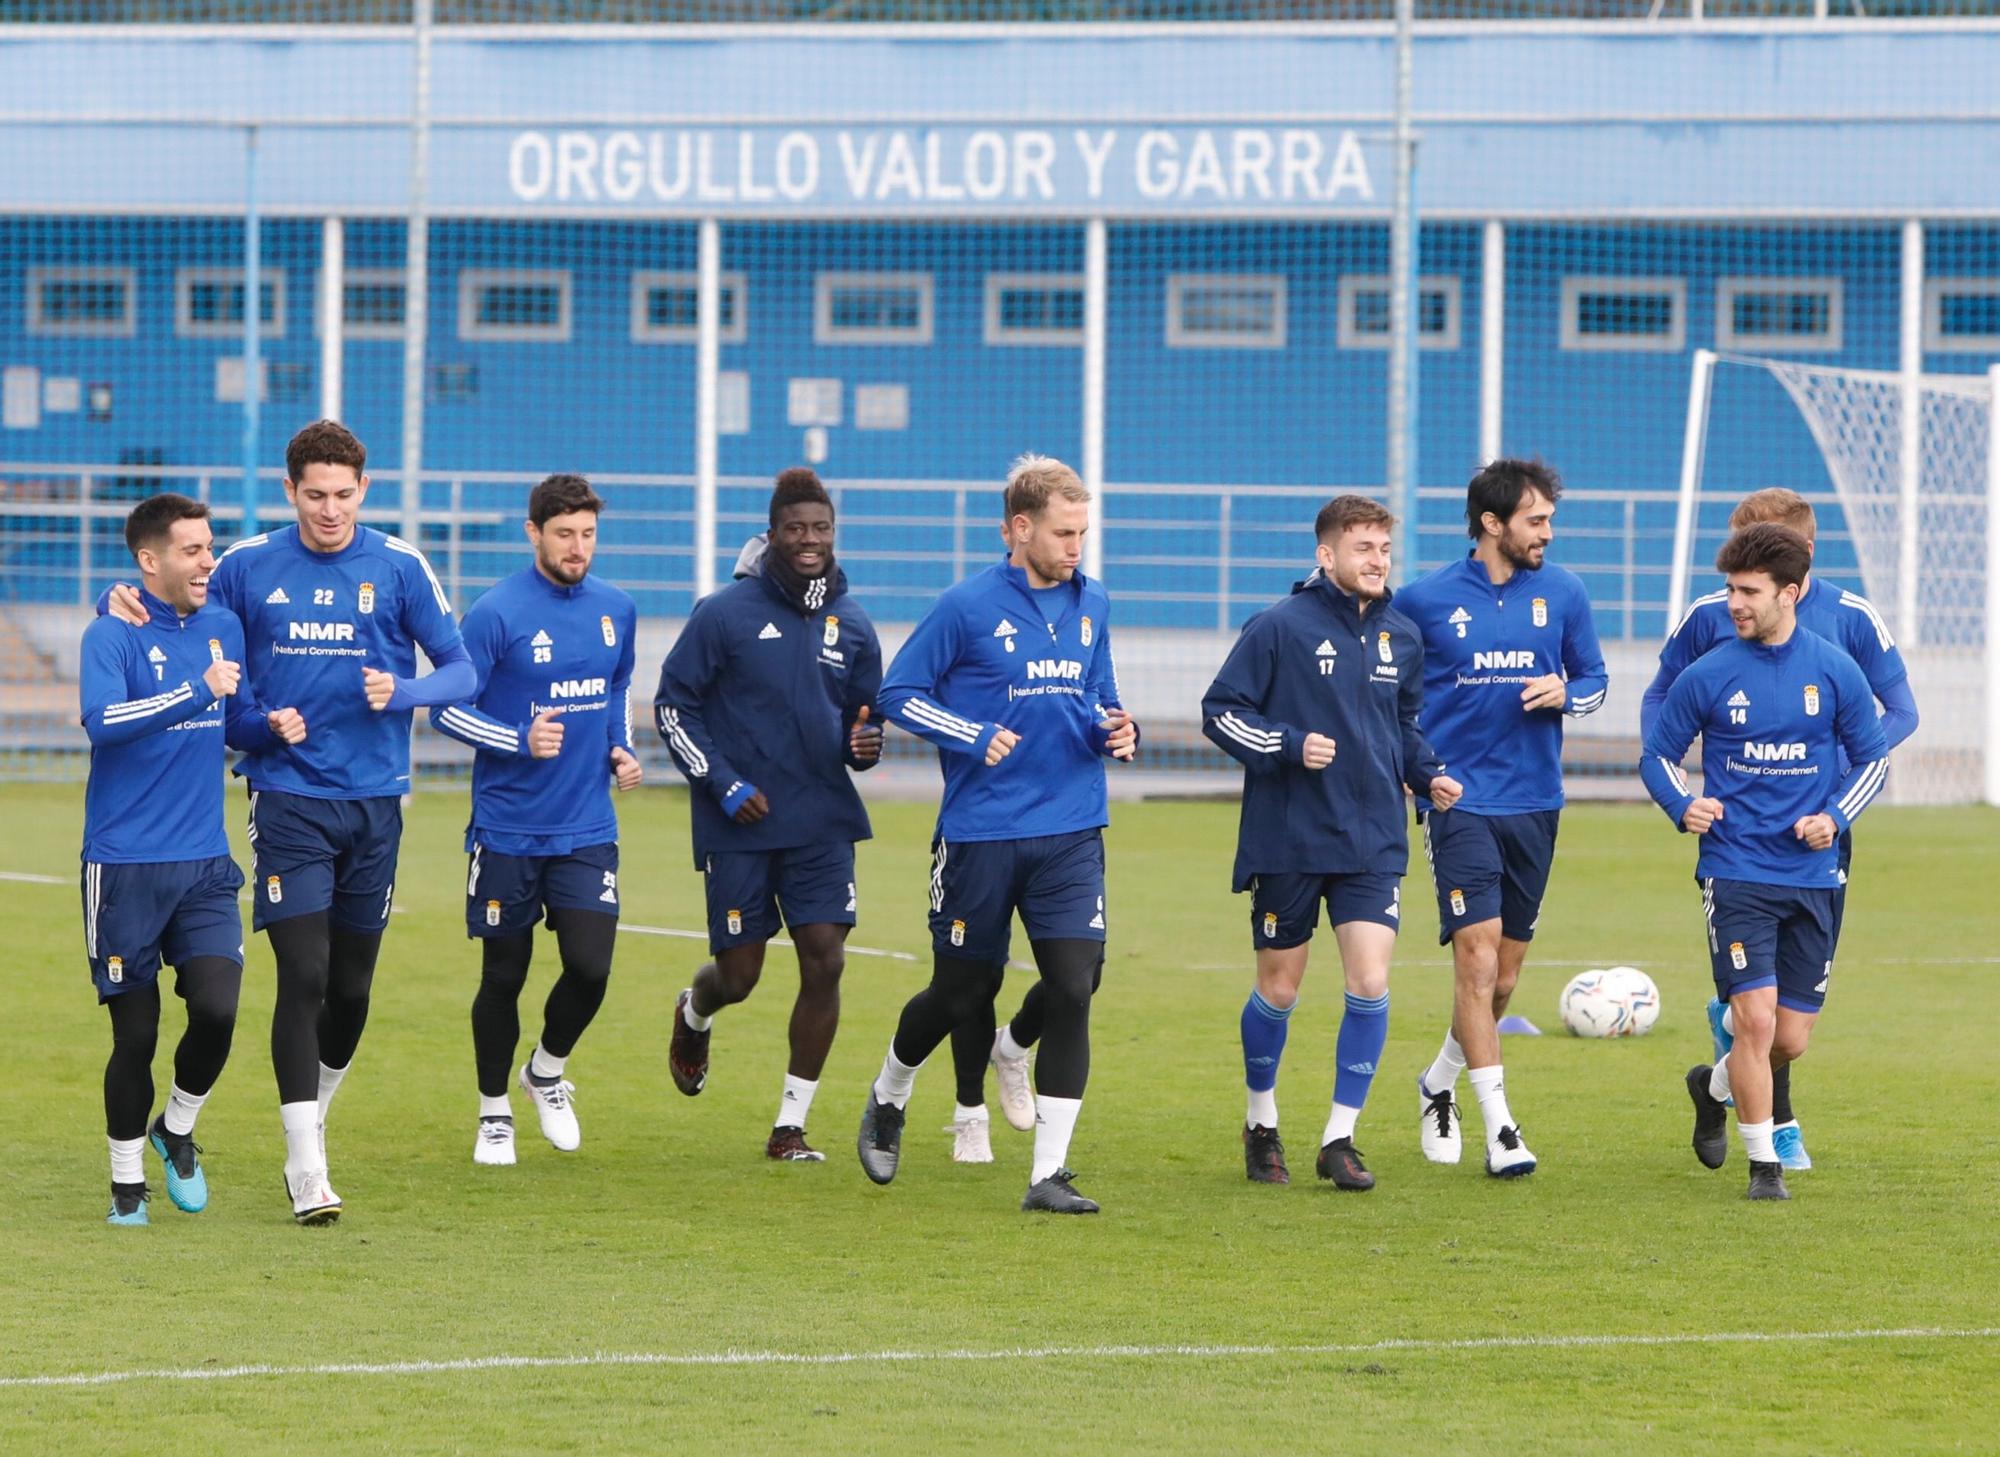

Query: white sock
[1740,1117,1777,1164]
[529,1043,566,1081]
[479,1093,512,1120]
[954,1102,988,1125]
[1421,1031,1467,1097]
[1709,1059,1733,1104]
[1322,1101,1361,1147]
[995,1024,1029,1063]
[681,992,713,1033]
[1775,1118,1801,1133]
[316,1061,348,1125]
[281,1100,322,1175]
[1467,1065,1515,1141]
[872,1046,921,1109]
[777,1074,818,1130]
[1721,1005,1735,1036]
[1031,1094,1082,1183]
[1246,1087,1279,1129]
[163,1082,208,1137]
[108,1135,145,1185]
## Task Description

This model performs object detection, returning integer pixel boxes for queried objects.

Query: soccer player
[654,468,883,1162]
[1396,459,1606,1177]
[81,494,298,1224]
[428,475,641,1166]
[1202,495,1461,1191]
[1641,523,1887,1201]
[1641,488,1918,1170]
[858,453,1137,1214]
[106,420,474,1223]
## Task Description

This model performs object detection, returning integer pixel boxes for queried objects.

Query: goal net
[1672,351,1996,805]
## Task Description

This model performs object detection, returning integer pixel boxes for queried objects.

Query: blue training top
[1640,627,1889,889]
[1396,551,1608,815]
[80,589,277,864]
[878,558,1132,844]
[428,565,639,856]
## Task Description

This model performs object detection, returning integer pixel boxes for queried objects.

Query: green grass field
[2,781,1996,1453]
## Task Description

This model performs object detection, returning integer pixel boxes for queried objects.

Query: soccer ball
[1558,967,1662,1038]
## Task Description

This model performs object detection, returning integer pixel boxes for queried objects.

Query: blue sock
[1240,989,1293,1093]
[1333,991,1390,1111]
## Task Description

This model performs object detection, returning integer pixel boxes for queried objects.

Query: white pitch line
[0,871,66,885]
[3,1326,1994,1392]
[620,921,918,963]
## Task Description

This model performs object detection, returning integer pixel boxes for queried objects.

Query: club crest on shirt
[823,615,841,648]
[601,615,617,647]
[358,582,375,615]
[1080,615,1094,647]
[1532,597,1548,627]
[1803,683,1820,717]
[1377,632,1393,664]
[207,638,224,663]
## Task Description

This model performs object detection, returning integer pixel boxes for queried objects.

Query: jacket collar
[1295,568,1393,619]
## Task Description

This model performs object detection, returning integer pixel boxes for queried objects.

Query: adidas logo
[1088,911,1105,930]
[1448,606,1471,624]
[1384,900,1400,919]
[147,646,167,663]
[758,622,782,640]
[1315,639,1337,657]
[1727,690,1750,707]
[265,587,290,605]
[531,630,553,647]
[993,619,1018,638]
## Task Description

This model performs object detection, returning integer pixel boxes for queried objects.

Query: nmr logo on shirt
[1742,741,1808,761]
[549,677,608,698]
[1025,659,1083,681]
[1472,650,1537,670]
[289,621,356,642]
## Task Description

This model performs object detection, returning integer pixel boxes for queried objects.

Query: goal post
[1673,350,1996,806]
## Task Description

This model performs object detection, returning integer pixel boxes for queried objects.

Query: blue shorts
[1250,871,1404,949]
[1700,876,1838,1013]
[705,841,857,954]
[929,829,1105,964]
[248,788,402,933]
[1419,807,1561,946]
[81,854,244,1002]
[466,841,620,938]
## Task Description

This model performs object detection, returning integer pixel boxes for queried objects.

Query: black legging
[898,939,1104,1103]
[947,961,1101,1106]
[269,913,383,1102]
[104,957,241,1141]
[471,912,618,1099]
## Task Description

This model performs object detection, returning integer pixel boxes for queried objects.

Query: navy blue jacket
[1203,573,1448,889]
[878,559,1131,843]
[654,561,880,866]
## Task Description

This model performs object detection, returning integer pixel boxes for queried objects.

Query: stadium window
[1716,277,1843,353]
[1923,278,2000,354]
[458,269,572,343]
[26,266,137,339]
[1336,275,1462,351]
[174,267,285,341]
[313,269,407,341]
[1165,275,1287,350]
[1559,276,1685,353]
[814,272,935,346]
[983,274,1085,347]
[630,271,748,344]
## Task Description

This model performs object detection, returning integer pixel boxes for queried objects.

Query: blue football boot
[149,1116,209,1213]
[1773,1121,1813,1171]
[106,1183,149,1226]
[1705,998,1735,1108]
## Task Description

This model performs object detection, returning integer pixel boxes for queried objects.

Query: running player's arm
[1639,593,1723,742]
[378,543,475,710]
[606,601,642,789]
[1200,614,1306,772]
[1085,616,1140,761]
[218,614,285,753]
[1639,669,1707,830]
[653,603,758,815]
[77,619,221,745]
[878,600,1004,759]
[841,614,885,772]
[1837,593,1920,752]
[1824,653,1891,833]
[1395,637,1454,800]
[428,602,529,757]
[1559,584,1608,717]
